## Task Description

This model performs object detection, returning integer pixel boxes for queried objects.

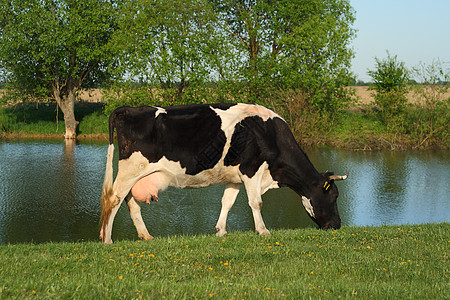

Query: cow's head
[302,172,348,230]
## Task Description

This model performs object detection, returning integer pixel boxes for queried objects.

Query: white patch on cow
[117,151,243,195]
[301,196,315,218]
[210,104,285,167]
[153,106,167,118]
[211,104,283,131]
[261,169,279,194]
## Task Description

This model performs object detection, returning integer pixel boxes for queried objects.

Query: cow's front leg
[126,195,154,241]
[243,165,271,236]
[215,183,241,237]
[247,191,270,236]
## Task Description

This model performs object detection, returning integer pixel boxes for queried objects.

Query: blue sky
[350,0,450,82]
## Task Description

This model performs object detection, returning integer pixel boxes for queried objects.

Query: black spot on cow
[113,104,233,175]
[225,116,279,178]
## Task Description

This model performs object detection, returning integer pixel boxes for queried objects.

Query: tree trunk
[54,85,79,140]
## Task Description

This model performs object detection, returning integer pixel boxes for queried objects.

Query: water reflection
[0,140,448,244]
[307,150,450,227]
[0,140,105,244]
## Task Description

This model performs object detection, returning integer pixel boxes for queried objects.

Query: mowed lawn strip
[0,223,448,299]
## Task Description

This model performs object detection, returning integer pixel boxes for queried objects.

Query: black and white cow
[100,103,347,244]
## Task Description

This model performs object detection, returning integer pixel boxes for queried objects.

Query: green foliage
[103,83,164,116]
[112,0,224,103]
[0,224,448,298]
[105,0,356,117]
[102,82,230,116]
[0,0,124,137]
[0,0,121,93]
[410,60,450,148]
[368,53,410,131]
[211,0,356,112]
[0,102,107,136]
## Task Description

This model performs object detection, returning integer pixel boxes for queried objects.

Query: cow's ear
[322,180,333,192]
[321,172,334,192]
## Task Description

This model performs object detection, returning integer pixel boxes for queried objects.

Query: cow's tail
[100,113,116,241]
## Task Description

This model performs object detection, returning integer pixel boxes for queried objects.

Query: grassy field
[0,223,448,299]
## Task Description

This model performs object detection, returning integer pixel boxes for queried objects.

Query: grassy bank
[0,224,448,299]
[0,102,109,140]
[0,99,448,149]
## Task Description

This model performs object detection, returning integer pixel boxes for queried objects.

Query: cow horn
[329,171,349,181]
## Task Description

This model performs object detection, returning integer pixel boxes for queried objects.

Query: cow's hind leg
[215,183,241,237]
[101,172,139,244]
[100,192,125,244]
[126,195,154,241]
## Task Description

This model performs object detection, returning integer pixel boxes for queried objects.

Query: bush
[266,89,337,146]
[102,81,238,116]
[367,53,410,132]
[410,60,450,148]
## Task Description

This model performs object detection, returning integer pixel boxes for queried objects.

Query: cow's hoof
[215,230,227,237]
[139,234,154,241]
[258,229,271,236]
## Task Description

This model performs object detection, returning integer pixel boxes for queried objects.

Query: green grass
[0,224,448,299]
[0,102,108,137]
[1,101,448,149]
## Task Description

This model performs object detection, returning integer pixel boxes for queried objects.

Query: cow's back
[112,104,236,175]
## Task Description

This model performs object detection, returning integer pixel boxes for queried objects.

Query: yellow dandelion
[118,276,123,280]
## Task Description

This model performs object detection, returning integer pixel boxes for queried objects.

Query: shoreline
[1,90,448,150]
[1,132,446,151]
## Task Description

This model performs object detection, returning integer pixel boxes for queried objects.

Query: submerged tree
[0,0,122,139]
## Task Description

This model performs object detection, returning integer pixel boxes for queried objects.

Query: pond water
[0,139,448,244]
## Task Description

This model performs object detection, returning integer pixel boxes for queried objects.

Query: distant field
[352,86,450,106]
[2,87,449,106]
[77,87,450,106]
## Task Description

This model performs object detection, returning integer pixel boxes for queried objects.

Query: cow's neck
[275,146,322,199]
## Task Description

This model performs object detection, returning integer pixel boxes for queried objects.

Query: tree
[211,0,356,110]
[0,0,122,139]
[112,0,227,105]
